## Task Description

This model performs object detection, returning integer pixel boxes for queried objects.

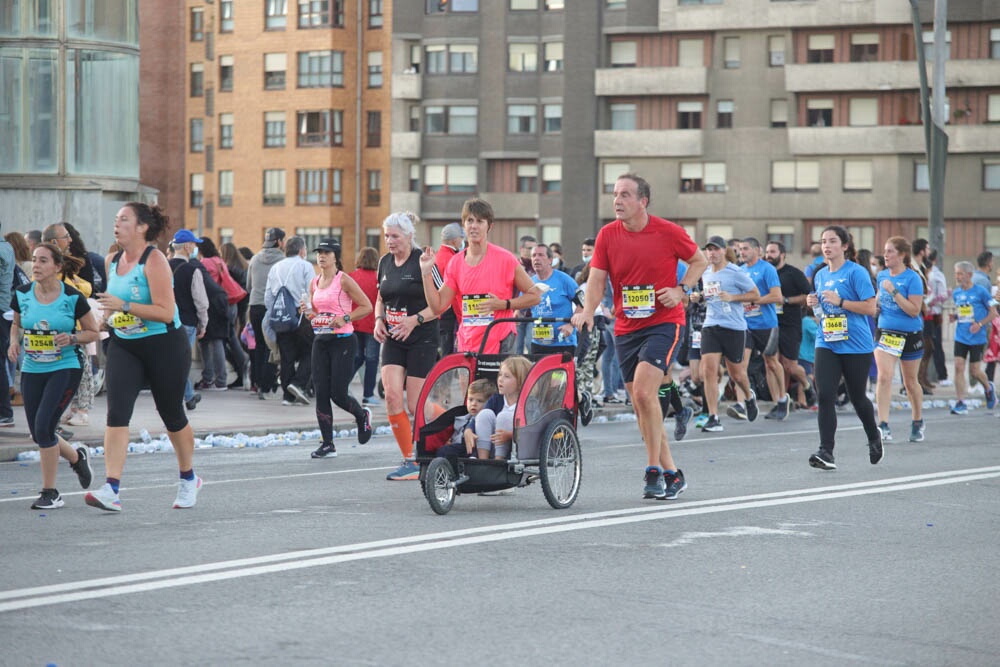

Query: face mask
[190,247,199,259]
[583,255,591,263]
[551,258,559,268]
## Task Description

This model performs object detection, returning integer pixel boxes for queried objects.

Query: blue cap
[172,229,202,244]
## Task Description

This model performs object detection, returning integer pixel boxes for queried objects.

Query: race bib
[957,304,974,324]
[775,303,784,315]
[703,281,721,299]
[22,329,60,363]
[744,303,761,318]
[385,306,406,328]
[107,311,148,336]
[532,324,554,342]
[821,315,848,342]
[691,329,702,350]
[311,313,336,335]
[622,284,655,319]
[877,331,905,357]
[462,294,493,327]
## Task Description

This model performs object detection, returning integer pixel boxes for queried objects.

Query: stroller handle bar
[478,317,572,355]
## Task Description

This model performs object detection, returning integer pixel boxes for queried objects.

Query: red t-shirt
[591,214,698,336]
[434,244,461,318]
[349,268,378,334]
[443,243,520,353]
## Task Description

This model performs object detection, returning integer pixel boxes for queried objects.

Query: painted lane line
[603,426,861,448]
[2,467,998,612]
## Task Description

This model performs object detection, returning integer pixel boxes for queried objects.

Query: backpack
[268,284,301,333]
[171,258,228,336]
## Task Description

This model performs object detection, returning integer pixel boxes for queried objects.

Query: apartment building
[184,0,391,255]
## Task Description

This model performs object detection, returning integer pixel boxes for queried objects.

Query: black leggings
[22,368,82,447]
[106,327,190,432]
[814,347,880,453]
[313,334,365,444]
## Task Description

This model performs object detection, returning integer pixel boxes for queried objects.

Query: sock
[179,469,195,481]
[778,395,788,405]
[106,477,120,493]
[388,411,413,458]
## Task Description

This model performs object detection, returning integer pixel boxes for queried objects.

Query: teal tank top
[106,246,181,339]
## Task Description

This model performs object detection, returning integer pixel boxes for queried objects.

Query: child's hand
[464,429,476,453]
[491,429,512,445]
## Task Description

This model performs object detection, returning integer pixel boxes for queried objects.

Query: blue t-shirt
[702,263,758,331]
[107,248,181,340]
[953,283,995,346]
[741,259,781,330]
[799,314,817,363]
[531,270,581,346]
[813,261,877,354]
[11,282,90,373]
[876,267,924,333]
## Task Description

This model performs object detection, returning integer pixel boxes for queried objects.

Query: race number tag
[957,304,974,324]
[22,329,60,363]
[703,281,721,299]
[107,311,148,336]
[821,315,848,342]
[462,294,493,327]
[532,324,554,342]
[691,329,702,350]
[385,306,406,328]
[743,303,761,318]
[775,303,784,315]
[621,284,655,319]
[877,331,905,357]
[311,313,336,335]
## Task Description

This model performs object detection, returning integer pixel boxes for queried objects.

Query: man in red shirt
[431,222,464,357]
[573,173,707,500]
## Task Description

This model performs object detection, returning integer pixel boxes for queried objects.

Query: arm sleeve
[192,270,209,331]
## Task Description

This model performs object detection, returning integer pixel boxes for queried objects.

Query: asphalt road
[2,405,998,666]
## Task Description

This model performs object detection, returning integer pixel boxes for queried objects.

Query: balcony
[785,60,999,93]
[391,132,421,159]
[391,72,421,100]
[659,0,910,32]
[595,67,707,97]
[594,130,703,158]
[788,124,1000,155]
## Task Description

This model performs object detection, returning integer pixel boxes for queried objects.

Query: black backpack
[268,284,301,333]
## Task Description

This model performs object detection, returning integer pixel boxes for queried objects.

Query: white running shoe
[85,483,122,512]
[173,476,203,509]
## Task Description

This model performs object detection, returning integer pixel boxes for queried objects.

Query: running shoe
[603,395,623,405]
[85,483,122,512]
[662,469,687,500]
[987,382,997,410]
[362,396,382,406]
[55,426,72,439]
[386,461,419,481]
[71,446,93,489]
[674,406,693,442]
[579,390,594,427]
[937,378,953,387]
[311,441,338,458]
[950,400,969,415]
[869,435,884,465]
[643,466,666,499]
[909,419,925,443]
[185,393,202,411]
[31,489,64,510]
[878,422,893,442]
[357,407,373,444]
[808,450,836,471]
[726,403,747,421]
[693,412,710,429]
[804,382,817,407]
[173,476,203,509]
[764,405,782,420]
[288,383,311,405]
[745,391,759,422]
[774,396,790,421]
[701,414,724,432]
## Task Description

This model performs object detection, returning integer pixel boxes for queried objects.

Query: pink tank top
[310,273,354,335]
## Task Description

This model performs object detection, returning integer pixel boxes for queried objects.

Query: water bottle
[812,294,824,319]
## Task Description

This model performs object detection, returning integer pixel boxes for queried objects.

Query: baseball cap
[703,235,726,250]
[171,229,202,245]
[263,227,285,247]
[314,238,341,253]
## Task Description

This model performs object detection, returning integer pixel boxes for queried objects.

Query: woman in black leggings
[805,226,882,470]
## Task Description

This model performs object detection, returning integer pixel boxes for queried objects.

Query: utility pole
[910,0,948,255]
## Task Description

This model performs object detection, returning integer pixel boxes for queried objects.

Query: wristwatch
[416,313,425,325]
[122,301,131,314]
[343,313,351,323]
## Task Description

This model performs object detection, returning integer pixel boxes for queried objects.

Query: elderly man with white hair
[432,222,464,357]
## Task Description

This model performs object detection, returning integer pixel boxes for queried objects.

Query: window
[425,106,445,133]
[408,106,421,132]
[511,0,537,8]
[606,0,626,8]
[849,98,877,127]
[426,45,447,74]
[297,168,342,205]
[772,161,819,192]
[508,104,537,134]
[843,160,873,191]
[680,162,726,193]
[914,161,929,191]
[723,37,740,68]
[807,98,833,127]
[367,51,383,87]
[299,0,344,28]
[265,111,286,147]
[602,162,629,193]
[409,44,422,72]
[190,8,204,41]
[610,40,637,67]
[992,28,1000,59]
[545,0,564,8]
[517,164,538,192]
[988,94,1000,122]
[220,0,234,32]
[846,226,875,254]
[678,101,703,129]
[678,39,703,67]
[297,110,342,146]
[408,164,420,192]
[265,0,287,29]
[367,0,383,26]
[450,44,477,73]
[297,50,344,87]
[509,43,538,72]
[367,170,381,206]
[851,33,879,62]
[610,103,636,130]
[543,104,562,133]
[219,113,233,149]
[263,169,286,205]
[717,100,733,128]
[219,55,233,92]
[190,63,204,97]
[922,30,951,60]
[768,35,785,66]
[424,165,477,194]
[366,228,381,249]
[219,171,233,206]
[544,42,563,72]
[367,110,381,147]
[298,227,342,258]
[190,119,204,152]
[426,0,478,13]
[766,224,795,252]
[807,34,834,63]
[264,53,287,89]
[985,160,1000,191]
[542,164,561,193]
[448,106,477,134]
[770,99,788,127]
[190,173,204,207]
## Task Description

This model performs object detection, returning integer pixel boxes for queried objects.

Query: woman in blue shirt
[949,261,999,415]
[8,244,100,509]
[805,226,882,470]
[873,237,928,443]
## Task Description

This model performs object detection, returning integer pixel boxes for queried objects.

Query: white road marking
[2,466,997,613]
[602,425,861,448]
